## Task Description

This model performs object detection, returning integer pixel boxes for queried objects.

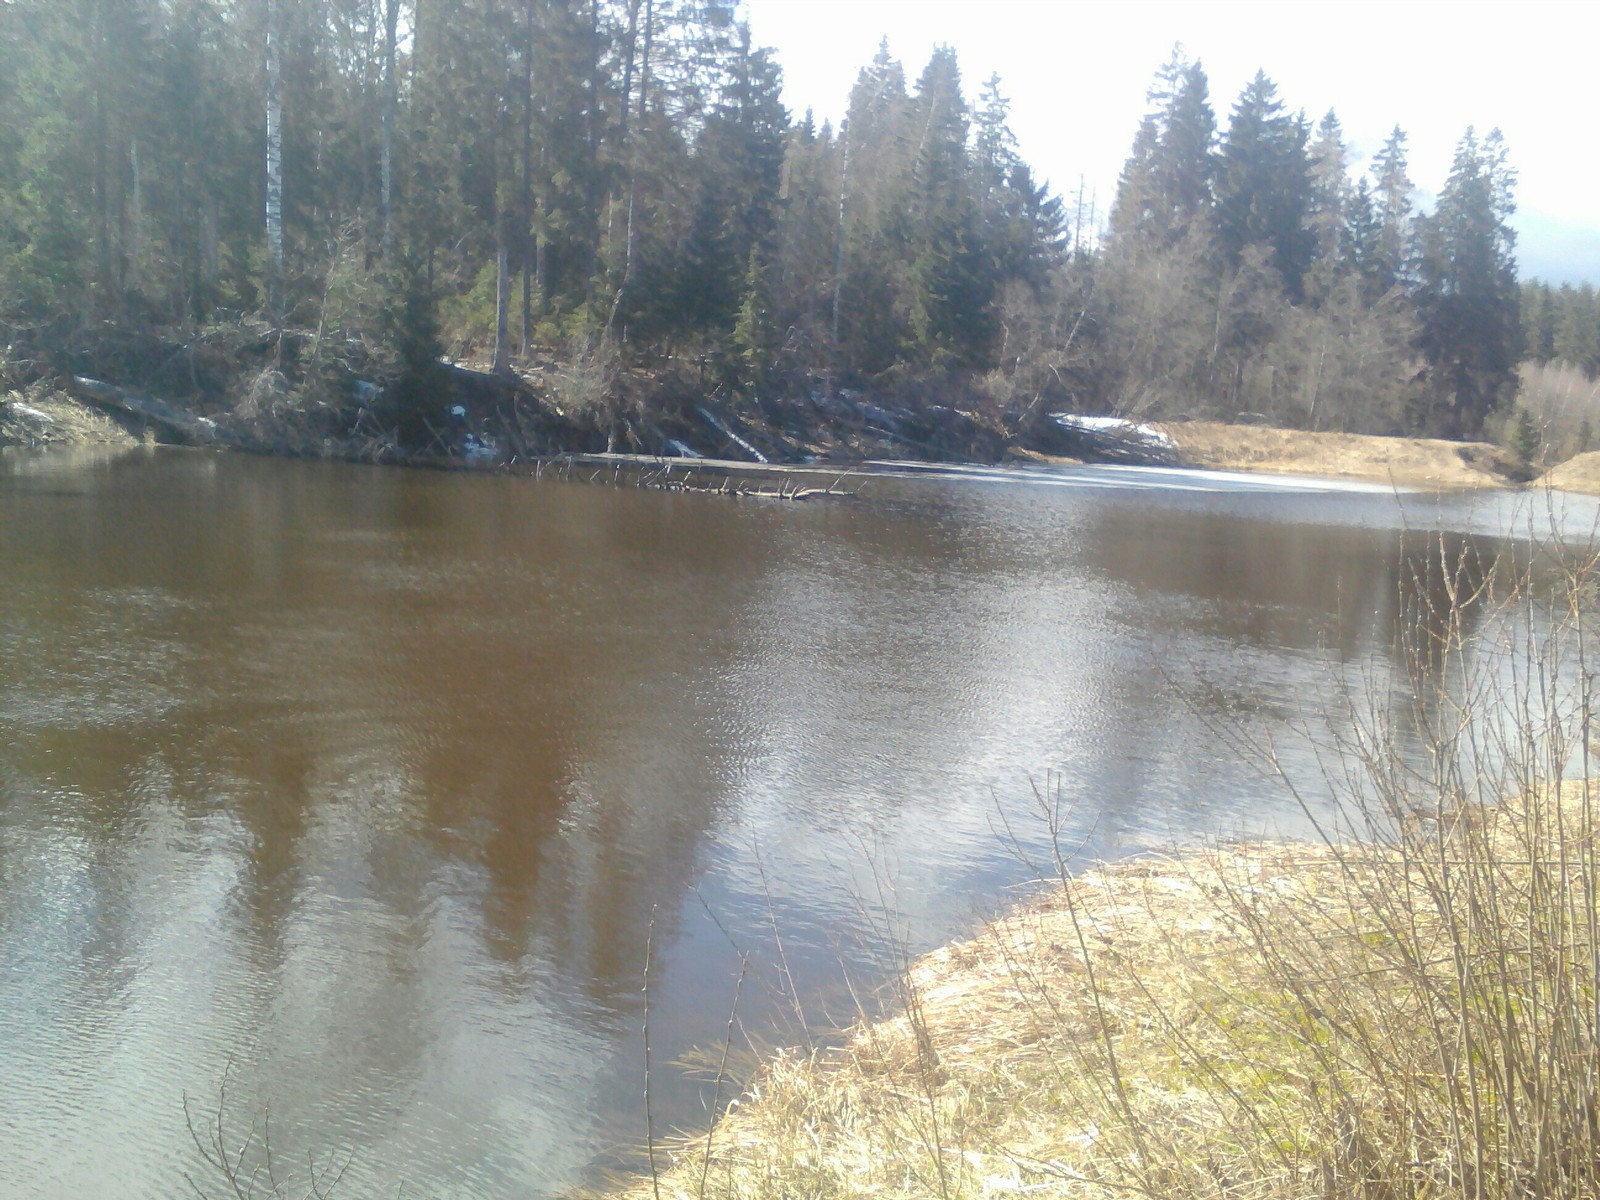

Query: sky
[742,0,1600,285]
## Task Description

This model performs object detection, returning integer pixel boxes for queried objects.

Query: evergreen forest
[1,0,1593,457]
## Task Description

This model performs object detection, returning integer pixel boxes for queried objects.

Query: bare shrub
[552,327,621,428]
[183,1062,352,1200]
[1517,360,1600,465]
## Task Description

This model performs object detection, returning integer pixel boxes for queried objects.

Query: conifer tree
[904,46,992,367]
[1413,128,1520,437]
[1215,71,1313,300]
[1305,110,1350,293]
[1371,125,1414,291]
[1108,47,1214,249]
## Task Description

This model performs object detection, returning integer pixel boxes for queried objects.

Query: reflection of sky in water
[1,448,1595,1197]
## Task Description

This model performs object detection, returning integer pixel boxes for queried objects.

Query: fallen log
[69,376,241,446]
[440,362,525,392]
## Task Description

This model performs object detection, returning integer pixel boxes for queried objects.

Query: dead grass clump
[598,536,1600,1200]
[607,793,1600,1199]
[0,384,135,448]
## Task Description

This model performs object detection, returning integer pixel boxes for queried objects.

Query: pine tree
[1521,280,1556,363]
[1304,110,1349,293]
[1345,179,1388,301]
[769,114,841,379]
[1553,283,1600,377]
[836,40,913,375]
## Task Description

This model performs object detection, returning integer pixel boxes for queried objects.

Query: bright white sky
[743,0,1600,285]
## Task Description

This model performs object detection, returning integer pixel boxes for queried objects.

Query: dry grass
[593,538,1600,1200]
[599,808,1598,1200]
[1164,420,1517,489]
[0,385,136,448]
[1541,452,1600,497]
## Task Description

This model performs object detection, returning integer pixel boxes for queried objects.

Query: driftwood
[548,453,855,500]
[69,376,241,446]
[694,404,770,463]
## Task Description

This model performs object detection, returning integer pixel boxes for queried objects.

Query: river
[1,446,1591,1197]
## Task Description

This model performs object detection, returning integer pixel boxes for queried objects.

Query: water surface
[1,447,1589,1197]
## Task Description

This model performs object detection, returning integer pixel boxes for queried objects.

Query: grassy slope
[1540,450,1600,496]
[1164,420,1519,489]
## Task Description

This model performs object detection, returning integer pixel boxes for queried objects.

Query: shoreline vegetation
[4,370,1585,495]
[574,539,1600,1200]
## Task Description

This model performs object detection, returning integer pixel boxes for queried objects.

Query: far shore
[9,386,1597,497]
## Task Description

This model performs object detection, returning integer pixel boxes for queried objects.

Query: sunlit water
[2,446,1595,1197]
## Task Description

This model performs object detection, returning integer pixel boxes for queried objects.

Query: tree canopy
[0,10,1559,442]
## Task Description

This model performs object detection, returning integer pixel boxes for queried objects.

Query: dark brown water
[1,447,1591,1197]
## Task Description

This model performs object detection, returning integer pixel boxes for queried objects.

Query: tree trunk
[830,134,849,395]
[380,0,399,254]
[494,236,511,373]
[265,0,285,322]
[637,0,653,125]
[128,139,143,293]
[618,0,639,143]
[520,0,534,354]
[202,192,219,312]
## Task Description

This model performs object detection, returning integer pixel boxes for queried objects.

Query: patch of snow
[10,402,54,424]
[664,439,702,458]
[463,433,498,461]
[1051,413,1175,449]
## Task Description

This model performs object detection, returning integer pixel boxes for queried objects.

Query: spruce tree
[1413,128,1520,438]
[904,46,993,368]
[1215,71,1313,300]
[1108,48,1214,249]
[1371,125,1414,292]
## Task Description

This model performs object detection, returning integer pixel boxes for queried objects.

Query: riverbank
[592,782,1600,1200]
[1162,419,1523,490]
[1,323,1571,492]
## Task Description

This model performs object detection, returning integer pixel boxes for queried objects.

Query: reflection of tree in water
[1,454,774,1193]
[377,476,773,1007]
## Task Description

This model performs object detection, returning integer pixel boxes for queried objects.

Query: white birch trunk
[265,0,285,318]
[128,140,143,290]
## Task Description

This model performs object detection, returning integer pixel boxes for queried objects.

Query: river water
[1,446,1593,1198]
